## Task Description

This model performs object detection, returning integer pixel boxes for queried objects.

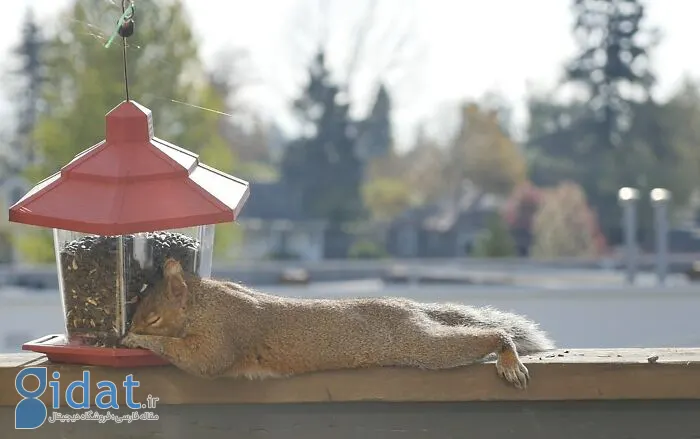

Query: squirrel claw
[496,355,530,389]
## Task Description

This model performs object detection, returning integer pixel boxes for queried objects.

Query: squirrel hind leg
[461,328,530,389]
[494,336,530,389]
[406,324,530,389]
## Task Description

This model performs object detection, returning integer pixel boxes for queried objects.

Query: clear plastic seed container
[53,225,215,347]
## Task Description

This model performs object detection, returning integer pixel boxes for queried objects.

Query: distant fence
[1,253,698,289]
[2,283,699,351]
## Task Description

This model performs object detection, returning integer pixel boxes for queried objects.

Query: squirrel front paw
[496,350,530,389]
[121,332,145,349]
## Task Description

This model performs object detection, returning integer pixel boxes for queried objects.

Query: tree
[279,0,422,232]
[281,0,421,180]
[365,124,448,208]
[611,80,700,239]
[448,103,527,196]
[566,0,658,150]
[530,182,607,258]
[502,181,544,232]
[660,79,700,206]
[17,0,240,262]
[281,50,364,224]
[400,126,449,205]
[361,123,444,221]
[5,7,46,172]
[644,80,700,202]
[524,92,589,187]
[28,0,235,180]
[355,83,393,164]
[285,0,423,116]
[362,177,412,222]
[479,90,519,139]
[472,213,517,258]
[526,0,661,241]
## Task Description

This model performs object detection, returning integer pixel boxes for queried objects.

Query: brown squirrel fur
[121,258,555,389]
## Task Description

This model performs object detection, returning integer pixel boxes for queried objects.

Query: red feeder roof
[9,100,250,235]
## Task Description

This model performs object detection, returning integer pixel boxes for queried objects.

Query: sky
[3,0,700,148]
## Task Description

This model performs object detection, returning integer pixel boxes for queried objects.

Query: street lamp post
[650,188,671,285]
[618,187,640,284]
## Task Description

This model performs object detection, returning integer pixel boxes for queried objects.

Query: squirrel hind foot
[495,349,530,390]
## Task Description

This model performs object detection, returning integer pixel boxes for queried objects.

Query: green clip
[105,3,135,49]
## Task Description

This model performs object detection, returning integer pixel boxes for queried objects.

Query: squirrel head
[129,258,191,337]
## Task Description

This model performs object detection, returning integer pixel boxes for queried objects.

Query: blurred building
[236,182,328,261]
[386,182,514,258]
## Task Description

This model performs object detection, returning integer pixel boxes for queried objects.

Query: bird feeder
[9,100,249,367]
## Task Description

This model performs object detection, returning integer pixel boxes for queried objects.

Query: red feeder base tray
[22,334,171,368]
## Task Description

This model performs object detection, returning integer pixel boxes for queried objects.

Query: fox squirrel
[122,258,554,389]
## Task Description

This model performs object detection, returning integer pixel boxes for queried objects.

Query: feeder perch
[9,100,250,367]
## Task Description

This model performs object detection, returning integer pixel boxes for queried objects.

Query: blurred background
[1,0,699,353]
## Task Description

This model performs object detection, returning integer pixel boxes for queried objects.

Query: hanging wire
[100,2,235,117]
[121,1,130,101]
[105,1,135,101]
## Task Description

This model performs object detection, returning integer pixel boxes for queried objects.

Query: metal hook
[119,1,135,38]
[104,2,135,47]
[123,1,135,19]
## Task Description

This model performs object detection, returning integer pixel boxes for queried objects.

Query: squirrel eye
[146,314,162,326]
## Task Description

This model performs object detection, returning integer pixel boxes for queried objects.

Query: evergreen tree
[8,7,46,171]
[527,0,660,241]
[281,50,364,223]
[566,0,658,149]
[524,94,589,187]
[355,83,393,163]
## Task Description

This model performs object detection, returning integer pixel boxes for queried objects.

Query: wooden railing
[1,348,699,438]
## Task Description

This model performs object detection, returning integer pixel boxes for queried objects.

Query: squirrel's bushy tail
[421,303,555,354]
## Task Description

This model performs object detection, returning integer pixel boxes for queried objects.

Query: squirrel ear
[167,278,189,308]
[163,258,188,306]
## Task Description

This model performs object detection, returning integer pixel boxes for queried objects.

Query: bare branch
[375,30,412,81]
[284,0,327,72]
[343,0,379,94]
[274,0,425,122]
[350,0,424,115]
[317,0,331,52]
